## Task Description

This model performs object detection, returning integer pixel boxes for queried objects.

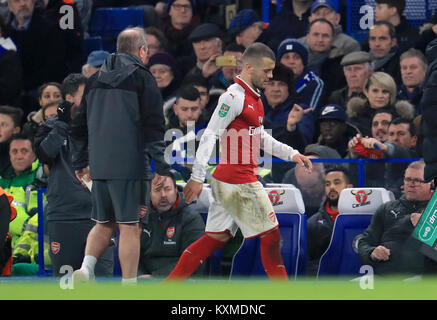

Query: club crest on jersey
[167,227,175,239]
[51,242,60,255]
[218,103,230,117]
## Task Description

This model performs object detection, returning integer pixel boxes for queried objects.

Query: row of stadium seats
[36,185,394,278]
[186,184,394,279]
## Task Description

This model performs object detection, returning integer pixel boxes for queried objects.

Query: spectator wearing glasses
[357,161,434,276]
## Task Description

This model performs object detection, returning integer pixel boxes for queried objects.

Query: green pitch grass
[1,276,437,300]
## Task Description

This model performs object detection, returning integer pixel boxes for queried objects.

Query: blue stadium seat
[89,7,145,39]
[82,36,103,57]
[230,185,307,279]
[317,187,394,277]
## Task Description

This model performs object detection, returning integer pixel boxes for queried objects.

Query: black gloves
[57,100,74,123]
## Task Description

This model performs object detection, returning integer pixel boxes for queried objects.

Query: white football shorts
[205,178,278,239]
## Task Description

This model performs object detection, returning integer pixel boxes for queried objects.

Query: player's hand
[183,178,204,204]
[292,153,312,174]
[371,245,390,261]
[75,166,90,188]
[287,104,312,130]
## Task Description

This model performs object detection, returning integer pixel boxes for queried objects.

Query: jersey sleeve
[191,91,243,183]
[261,127,300,161]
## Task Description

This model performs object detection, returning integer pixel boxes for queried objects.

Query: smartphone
[215,55,237,67]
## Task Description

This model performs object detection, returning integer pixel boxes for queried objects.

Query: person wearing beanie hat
[228,9,264,48]
[276,38,325,122]
[148,52,181,103]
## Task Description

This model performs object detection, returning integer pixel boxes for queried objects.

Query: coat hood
[98,53,146,87]
[346,96,415,120]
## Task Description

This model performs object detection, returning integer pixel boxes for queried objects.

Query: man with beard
[138,173,205,278]
[307,165,353,275]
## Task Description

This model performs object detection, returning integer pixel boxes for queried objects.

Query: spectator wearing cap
[228,9,264,48]
[277,38,325,119]
[158,0,199,75]
[311,104,361,158]
[186,23,223,80]
[328,51,373,109]
[299,0,360,56]
[262,62,315,146]
[305,18,347,97]
[148,52,181,111]
[257,0,313,52]
[81,50,109,78]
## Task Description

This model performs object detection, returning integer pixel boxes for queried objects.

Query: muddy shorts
[205,178,278,239]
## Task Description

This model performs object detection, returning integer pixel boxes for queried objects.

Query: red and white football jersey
[191,76,299,184]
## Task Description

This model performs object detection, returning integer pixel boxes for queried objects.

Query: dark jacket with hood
[357,196,429,275]
[346,96,415,138]
[70,52,170,180]
[35,116,91,220]
[138,192,205,277]
[421,38,437,182]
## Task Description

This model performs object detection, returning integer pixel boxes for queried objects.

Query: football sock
[260,229,288,281]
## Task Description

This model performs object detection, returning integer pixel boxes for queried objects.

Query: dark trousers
[47,219,114,276]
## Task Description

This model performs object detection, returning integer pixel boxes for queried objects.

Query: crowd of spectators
[1,0,437,278]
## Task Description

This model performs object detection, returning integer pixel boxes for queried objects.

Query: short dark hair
[145,26,169,52]
[0,105,23,128]
[373,107,397,120]
[184,74,210,92]
[372,21,396,39]
[390,117,416,136]
[10,132,34,152]
[308,18,335,36]
[61,73,87,98]
[175,85,200,104]
[325,165,351,184]
[224,42,246,54]
[375,0,406,16]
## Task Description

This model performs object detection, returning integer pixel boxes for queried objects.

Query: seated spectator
[257,0,313,51]
[305,18,346,98]
[138,173,206,278]
[186,23,223,80]
[282,157,326,217]
[158,0,199,75]
[148,52,181,115]
[228,9,264,48]
[0,14,22,107]
[312,104,361,158]
[262,62,315,146]
[307,165,353,275]
[357,161,433,276]
[6,0,68,114]
[81,50,109,79]
[277,38,325,118]
[209,42,245,95]
[372,0,418,54]
[184,74,217,116]
[165,86,210,181]
[0,133,45,250]
[299,0,360,56]
[328,51,373,109]
[22,82,62,139]
[346,72,414,137]
[397,48,428,116]
[145,26,169,64]
[349,117,419,198]
[0,106,22,177]
[0,186,16,276]
[368,21,401,84]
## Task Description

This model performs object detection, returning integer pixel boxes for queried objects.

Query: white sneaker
[72,268,94,284]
